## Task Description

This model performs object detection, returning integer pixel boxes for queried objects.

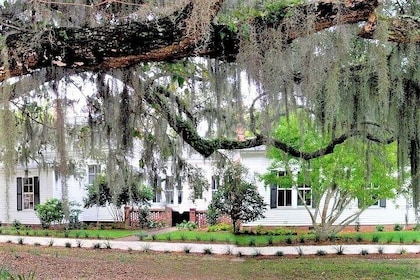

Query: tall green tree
[262,112,400,240]
[208,162,266,233]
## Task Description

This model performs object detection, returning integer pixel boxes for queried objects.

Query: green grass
[0,244,419,279]
[0,227,138,240]
[154,229,420,246]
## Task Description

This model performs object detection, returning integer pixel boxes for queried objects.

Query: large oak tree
[0,0,419,217]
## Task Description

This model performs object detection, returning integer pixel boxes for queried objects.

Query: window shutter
[358,198,364,209]
[34,176,40,207]
[379,199,386,208]
[270,185,277,208]
[17,177,22,211]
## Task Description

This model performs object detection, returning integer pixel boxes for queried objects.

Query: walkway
[0,234,418,256]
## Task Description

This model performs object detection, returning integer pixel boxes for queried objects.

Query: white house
[0,144,417,229]
[149,147,417,229]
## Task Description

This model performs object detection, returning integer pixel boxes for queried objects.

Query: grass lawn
[0,243,419,279]
[151,229,420,246]
[0,227,139,239]
[1,225,419,246]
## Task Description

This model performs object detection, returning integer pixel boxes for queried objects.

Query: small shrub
[17,237,24,245]
[386,236,393,243]
[394,223,402,231]
[165,234,172,241]
[328,234,337,242]
[360,249,369,255]
[76,240,82,248]
[399,247,407,254]
[377,246,384,254]
[225,246,233,255]
[180,233,186,241]
[316,250,327,256]
[266,235,273,246]
[13,219,22,230]
[151,234,157,241]
[255,225,266,235]
[64,231,70,238]
[92,243,101,249]
[141,244,151,253]
[65,242,72,248]
[299,236,305,244]
[183,246,191,253]
[209,236,216,242]
[207,223,232,232]
[375,225,384,232]
[135,232,148,241]
[48,239,54,247]
[33,242,41,247]
[248,238,256,246]
[399,235,405,244]
[371,235,380,243]
[236,251,242,258]
[334,245,345,255]
[412,223,420,231]
[84,232,89,238]
[314,234,320,243]
[203,247,212,255]
[275,251,284,257]
[285,236,293,244]
[75,231,81,238]
[355,234,363,242]
[35,198,64,229]
[195,235,201,241]
[104,241,112,249]
[176,220,198,231]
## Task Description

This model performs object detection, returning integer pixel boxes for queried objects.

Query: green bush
[207,223,232,232]
[375,225,384,232]
[176,220,197,231]
[35,198,64,229]
[394,224,403,231]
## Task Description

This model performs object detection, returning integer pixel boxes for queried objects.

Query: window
[152,175,162,203]
[277,189,292,207]
[165,176,174,204]
[297,185,312,206]
[359,198,386,208]
[17,176,39,211]
[88,165,101,185]
[211,175,219,192]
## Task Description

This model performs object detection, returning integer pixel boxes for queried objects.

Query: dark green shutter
[270,185,277,208]
[34,176,40,207]
[379,199,386,208]
[17,177,22,211]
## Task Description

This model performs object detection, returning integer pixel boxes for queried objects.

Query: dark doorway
[172,211,189,226]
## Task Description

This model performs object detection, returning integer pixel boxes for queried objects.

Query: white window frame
[297,185,312,207]
[23,177,34,210]
[88,164,101,185]
[277,188,292,207]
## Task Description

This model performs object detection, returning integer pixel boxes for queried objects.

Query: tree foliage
[208,162,266,233]
[0,0,419,222]
[84,173,154,208]
[262,112,400,239]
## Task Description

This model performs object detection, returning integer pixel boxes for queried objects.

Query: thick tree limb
[3,0,419,82]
